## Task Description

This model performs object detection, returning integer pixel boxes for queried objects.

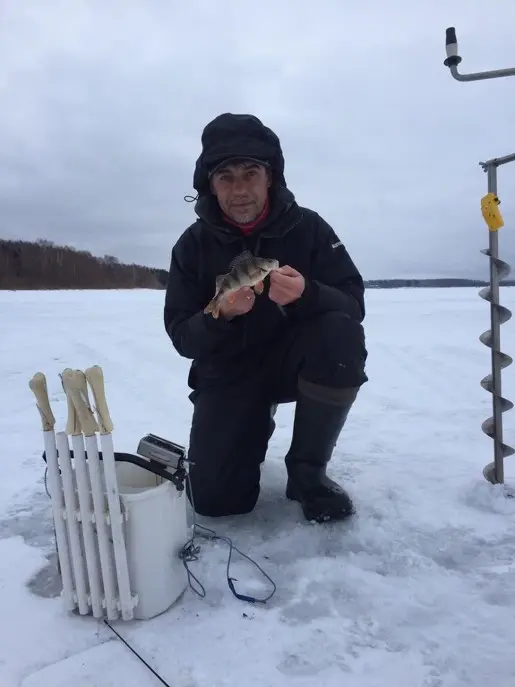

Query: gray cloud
[1,0,515,279]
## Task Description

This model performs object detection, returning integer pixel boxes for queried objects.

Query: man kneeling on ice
[164,113,368,523]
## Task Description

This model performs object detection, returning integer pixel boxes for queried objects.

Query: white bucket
[115,461,189,620]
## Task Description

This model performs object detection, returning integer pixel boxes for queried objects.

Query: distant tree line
[1,237,514,291]
[0,238,168,290]
[366,278,515,288]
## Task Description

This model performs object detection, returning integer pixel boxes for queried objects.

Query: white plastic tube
[99,430,134,620]
[85,365,133,621]
[85,433,119,621]
[55,431,89,615]
[29,372,77,612]
[70,432,104,618]
[43,429,76,611]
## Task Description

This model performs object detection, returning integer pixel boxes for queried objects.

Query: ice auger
[444,27,515,492]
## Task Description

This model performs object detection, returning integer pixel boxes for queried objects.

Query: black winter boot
[285,378,359,523]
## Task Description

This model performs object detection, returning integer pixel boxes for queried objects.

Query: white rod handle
[29,372,55,431]
[61,368,99,437]
[85,366,114,434]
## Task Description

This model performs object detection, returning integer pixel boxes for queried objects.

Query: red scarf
[222,199,270,236]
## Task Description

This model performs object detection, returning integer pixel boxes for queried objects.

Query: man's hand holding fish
[218,286,256,320]
[268,265,305,306]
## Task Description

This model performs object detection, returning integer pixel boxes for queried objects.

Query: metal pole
[479,158,515,485]
[443,27,515,489]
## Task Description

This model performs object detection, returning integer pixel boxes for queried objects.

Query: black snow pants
[186,311,367,517]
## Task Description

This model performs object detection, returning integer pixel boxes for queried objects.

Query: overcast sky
[1,0,515,280]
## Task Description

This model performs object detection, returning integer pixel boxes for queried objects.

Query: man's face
[210,160,271,224]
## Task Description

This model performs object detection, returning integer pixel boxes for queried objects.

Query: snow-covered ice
[1,286,515,686]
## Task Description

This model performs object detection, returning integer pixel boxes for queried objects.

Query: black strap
[41,448,187,491]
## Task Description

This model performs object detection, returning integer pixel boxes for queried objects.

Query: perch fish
[204,250,279,319]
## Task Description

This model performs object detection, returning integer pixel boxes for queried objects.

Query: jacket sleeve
[285,214,365,323]
[163,232,245,361]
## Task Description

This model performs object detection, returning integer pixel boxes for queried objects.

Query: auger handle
[444,27,461,67]
[445,27,456,45]
[443,25,515,80]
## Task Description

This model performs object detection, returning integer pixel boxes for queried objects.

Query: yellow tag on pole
[481,192,504,231]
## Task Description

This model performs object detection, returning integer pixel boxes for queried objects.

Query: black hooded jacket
[164,114,365,389]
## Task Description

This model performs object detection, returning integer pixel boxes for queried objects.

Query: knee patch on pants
[300,312,368,388]
[186,473,260,517]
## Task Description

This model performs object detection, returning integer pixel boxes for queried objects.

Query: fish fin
[253,280,264,295]
[229,249,254,270]
[214,273,227,296]
[204,296,220,318]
